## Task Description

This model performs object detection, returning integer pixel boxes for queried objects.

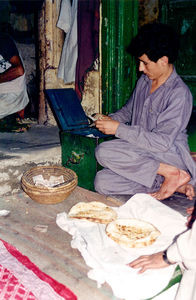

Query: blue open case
[45,88,107,138]
[45,88,111,191]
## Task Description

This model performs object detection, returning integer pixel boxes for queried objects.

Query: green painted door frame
[160,0,196,105]
[101,0,138,114]
[160,0,196,152]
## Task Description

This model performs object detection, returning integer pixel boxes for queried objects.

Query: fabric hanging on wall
[57,0,78,83]
[75,0,100,100]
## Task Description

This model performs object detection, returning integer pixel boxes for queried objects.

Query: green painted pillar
[102,0,138,114]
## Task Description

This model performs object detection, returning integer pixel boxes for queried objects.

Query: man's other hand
[92,113,111,121]
[95,119,120,135]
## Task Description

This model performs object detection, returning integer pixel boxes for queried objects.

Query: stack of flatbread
[68,201,160,248]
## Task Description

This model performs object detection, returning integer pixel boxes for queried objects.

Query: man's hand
[92,113,111,121]
[95,119,120,135]
[128,252,170,274]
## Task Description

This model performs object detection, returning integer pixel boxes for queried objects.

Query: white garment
[0,64,29,119]
[0,44,29,119]
[57,0,78,83]
[0,86,29,119]
[0,73,26,93]
[167,220,196,300]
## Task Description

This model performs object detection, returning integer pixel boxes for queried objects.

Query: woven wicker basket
[21,165,78,204]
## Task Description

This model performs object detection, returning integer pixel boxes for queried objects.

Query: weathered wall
[16,42,38,118]
[38,0,62,124]
[82,70,100,116]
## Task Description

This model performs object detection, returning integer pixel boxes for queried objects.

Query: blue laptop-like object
[45,88,109,138]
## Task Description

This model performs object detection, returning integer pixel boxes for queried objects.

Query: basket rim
[21,165,78,190]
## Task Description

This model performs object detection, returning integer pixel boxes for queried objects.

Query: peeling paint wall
[82,70,100,116]
[38,0,74,125]
[38,0,62,124]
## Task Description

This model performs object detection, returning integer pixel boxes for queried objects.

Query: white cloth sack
[56,193,187,300]
[57,0,78,83]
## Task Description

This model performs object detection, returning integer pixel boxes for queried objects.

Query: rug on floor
[0,238,77,300]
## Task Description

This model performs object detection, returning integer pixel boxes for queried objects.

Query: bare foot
[150,165,190,200]
[176,184,195,200]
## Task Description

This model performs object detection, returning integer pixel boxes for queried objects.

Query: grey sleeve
[115,87,193,153]
[109,91,135,124]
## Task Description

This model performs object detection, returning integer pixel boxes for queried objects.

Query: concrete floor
[0,123,196,299]
[0,185,194,300]
[0,123,61,196]
[0,185,195,300]
[0,186,123,300]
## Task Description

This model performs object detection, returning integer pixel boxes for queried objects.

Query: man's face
[138,54,164,81]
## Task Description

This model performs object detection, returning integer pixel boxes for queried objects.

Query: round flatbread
[68,201,117,224]
[106,218,160,248]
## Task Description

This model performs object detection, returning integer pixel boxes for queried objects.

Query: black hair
[128,23,180,63]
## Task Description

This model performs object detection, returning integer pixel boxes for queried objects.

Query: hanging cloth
[75,0,100,99]
[57,0,78,83]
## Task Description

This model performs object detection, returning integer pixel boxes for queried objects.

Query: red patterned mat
[0,239,77,300]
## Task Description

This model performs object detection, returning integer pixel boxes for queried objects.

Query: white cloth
[0,42,29,118]
[167,220,196,300]
[0,84,29,119]
[56,193,187,300]
[57,0,78,83]
[0,72,26,93]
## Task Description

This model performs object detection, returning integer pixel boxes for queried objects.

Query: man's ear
[159,56,169,65]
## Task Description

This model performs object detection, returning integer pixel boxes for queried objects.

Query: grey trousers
[94,139,186,195]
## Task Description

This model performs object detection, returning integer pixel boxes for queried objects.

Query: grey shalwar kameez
[94,69,196,195]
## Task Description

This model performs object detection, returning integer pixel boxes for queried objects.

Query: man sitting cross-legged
[94,23,196,201]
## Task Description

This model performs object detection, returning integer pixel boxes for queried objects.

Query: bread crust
[106,218,160,248]
[68,201,117,224]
